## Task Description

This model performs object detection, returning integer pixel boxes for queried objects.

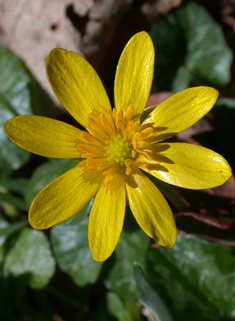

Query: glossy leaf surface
[151,2,232,92]
[104,212,150,300]
[51,216,102,286]
[146,234,235,320]
[4,227,55,289]
[24,159,77,206]
[133,263,173,321]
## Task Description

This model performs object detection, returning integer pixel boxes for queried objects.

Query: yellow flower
[4,32,231,262]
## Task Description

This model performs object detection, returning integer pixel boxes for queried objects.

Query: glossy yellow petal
[140,143,232,189]
[29,166,103,229]
[89,173,126,262]
[46,49,112,128]
[126,166,176,248]
[4,116,82,158]
[143,87,218,142]
[114,32,154,118]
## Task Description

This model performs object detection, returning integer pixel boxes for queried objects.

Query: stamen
[126,167,132,175]
[81,152,104,158]
[88,113,114,140]
[132,120,140,132]
[87,127,108,142]
[116,120,126,130]
[133,132,141,141]
[136,149,152,161]
[79,132,105,147]
[78,145,105,153]
[126,104,133,124]
[87,117,101,131]
[137,142,150,149]
[100,106,116,130]
[116,110,124,123]
[77,160,87,168]
[104,175,113,184]
[87,157,106,167]
[98,163,113,171]
[139,127,154,137]
[104,163,118,176]
[76,104,156,182]
[100,114,116,136]
[132,139,137,149]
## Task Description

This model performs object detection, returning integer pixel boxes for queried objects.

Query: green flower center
[105,134,132,165]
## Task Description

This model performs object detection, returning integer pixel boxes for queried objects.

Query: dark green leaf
[4,227,55,289]
[0,177,29,194]
[212,98,235,172]
[0,47,33,116]
[106,292,134,321]
[0,274,29,321]
[105,213,150,300]
[0,95,30,175]
[0,217,9,265]
[51,216,102,287]
[151,2,232,92]
[0,220,28,239]
[147,234,235,321]
[0,46,32,175]
[91,299,116,321]
[133,263,173,321]
[140,105,156,123]
[0,46,58,117]
[0,47,58,175]
[0,192,29,212]
[24,159,77,205]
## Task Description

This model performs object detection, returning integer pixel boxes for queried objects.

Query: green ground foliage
[0,1,235,320]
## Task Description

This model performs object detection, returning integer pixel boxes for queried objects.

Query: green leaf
[0,177,29,194]
[0,46,58,175]
[212,98,235,172]
[0,46,57,117]
[0,95,30,175]
[0,47,33,116]
[133,263,173,321]
[106,292,134,321]
[0,217,9,265]
[0,46,32,175]
[104,212,150,300]
[146,234,235,321]
[0,192,29,212]
[51,216,102,287]
[0,274,29,321]
[4,227,55,289]
[24,159,77,206]
[91,299,116,321]
[151,2,232,92]
[0,220,28,241]
[140,105,156,123]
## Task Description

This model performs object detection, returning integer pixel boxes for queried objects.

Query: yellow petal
[143,87,218,142]
[88,173,126,262]
[114,32,154,118]
[46,49,112,128]
[29,166,103,229]
[126,166,176,248]
[4,116,82,158]
[140,143,232,189]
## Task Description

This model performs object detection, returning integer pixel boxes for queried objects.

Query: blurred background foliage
[1,0,235,320]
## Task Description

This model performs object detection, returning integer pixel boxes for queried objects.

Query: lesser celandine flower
[4,32,231,262]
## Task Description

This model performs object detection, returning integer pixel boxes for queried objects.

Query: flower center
[105,135,132,165]
[76,104,156,184]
